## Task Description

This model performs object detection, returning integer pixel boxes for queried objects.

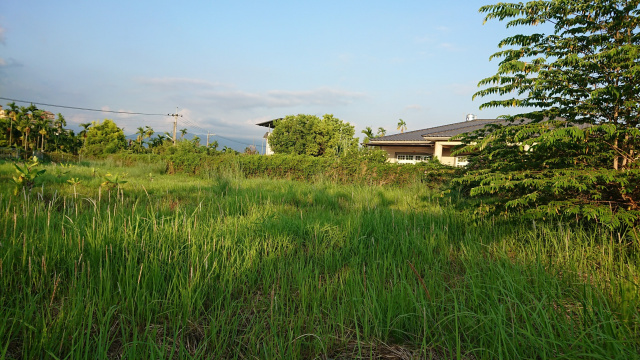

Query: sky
[1,0,523,151]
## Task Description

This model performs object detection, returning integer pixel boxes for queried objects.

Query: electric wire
[0,97,168,116]
[2,96,257,147]
[180,118,254,146]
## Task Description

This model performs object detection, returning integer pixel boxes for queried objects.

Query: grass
[0,159,639,359]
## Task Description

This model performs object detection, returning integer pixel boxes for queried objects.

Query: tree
[145,126,154,141]
[84,119,127,156]
[15,105,38,152]
[1,102,78,154]
[35,112,51,152]
[222,146,239,154]
[397,119,407,133]
[244,145,258,155]
[79,122,92,148]
[136,126,146,147]
[208,140,219,151]
[268,114,358,156]
[377,127,387,137]
[361,126,374,144]
[455,0,640,227]
[6,102,19,147]
[180,128,187,139]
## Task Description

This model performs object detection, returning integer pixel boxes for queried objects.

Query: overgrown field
[1,160,639,359]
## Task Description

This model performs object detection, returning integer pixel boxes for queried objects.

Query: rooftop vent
[466,114,477,122]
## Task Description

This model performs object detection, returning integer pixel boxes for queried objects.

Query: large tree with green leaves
[455,0,640,227]
[268,114,358,156]
[84,119,127,156]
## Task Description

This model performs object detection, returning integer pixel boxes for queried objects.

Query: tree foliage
[84,119,127,156]
[268,114,358,156]
[455,0,640,227]
[396,119,407,133]
[1,102,78,155]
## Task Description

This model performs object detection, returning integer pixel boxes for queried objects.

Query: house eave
[421,136,453,141]
[366,141,434,147]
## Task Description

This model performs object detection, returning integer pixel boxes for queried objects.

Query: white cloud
[337,53,354,64]
[116,109,135,119]
[439,43,464,52]
[415,35,434,44]
[449,83,478,96]
[137,77,366,111]
[404,104,422,111]
[136,77,228,90]
[0,57,21,68]
[196,87,367,111]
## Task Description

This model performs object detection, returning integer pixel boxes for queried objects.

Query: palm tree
[361,126,374,144]
[397,119,407,133]
[15,106,35,152]
[145,126,154,141]
[180,128,187,139]
[53,114,66,151]
[377,127,386,137]
[6,102,19,147]
[150,134,165,148]
[79,122,92,148]
[136,126,146,147]
[34,112,51,152]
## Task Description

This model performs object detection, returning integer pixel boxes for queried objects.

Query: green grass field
[1,159,639,359]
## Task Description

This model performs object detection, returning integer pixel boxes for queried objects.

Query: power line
[213,134,254,147]
[180,118,254,146]
[0,97,168,116]
[2,96,258,148]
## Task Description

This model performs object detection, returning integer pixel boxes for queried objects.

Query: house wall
[433,141,463,166]
[264,132,274,155]
[376,145,434,163]
[373,141,467,166]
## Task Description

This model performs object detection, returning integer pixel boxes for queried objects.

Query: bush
[165,150,454,187]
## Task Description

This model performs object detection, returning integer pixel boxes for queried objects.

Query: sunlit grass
[0,159,638,359]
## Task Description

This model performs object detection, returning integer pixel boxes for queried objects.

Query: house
[366,118,508,166]
[256,119,278,155]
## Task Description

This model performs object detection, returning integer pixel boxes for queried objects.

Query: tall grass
[0,160,638,359]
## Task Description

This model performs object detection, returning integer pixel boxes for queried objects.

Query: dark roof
[256,118,282,129]
[369,127,432,142]
[369,118,509,143]
[421,119,508,138]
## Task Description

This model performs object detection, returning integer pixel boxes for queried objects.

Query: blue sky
[1,0,521,150]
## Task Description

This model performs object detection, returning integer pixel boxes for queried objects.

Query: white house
[366,118,509,166]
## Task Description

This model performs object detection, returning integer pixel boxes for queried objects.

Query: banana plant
[101,173,127,190]
[11,156,46,195]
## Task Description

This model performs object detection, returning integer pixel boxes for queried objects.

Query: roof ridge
[423,119,503,136]
[373,127,430,141]
[371,119,501,141]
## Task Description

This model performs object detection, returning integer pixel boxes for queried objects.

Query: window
[455,156,469,167]
[397,154,431,164]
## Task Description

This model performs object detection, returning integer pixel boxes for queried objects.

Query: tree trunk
[613,138,619,170]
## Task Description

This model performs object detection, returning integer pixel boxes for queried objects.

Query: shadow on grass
[1,174,638,359]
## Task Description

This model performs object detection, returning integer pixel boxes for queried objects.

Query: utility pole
[168,107,182,145]
[206,131,210,147]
